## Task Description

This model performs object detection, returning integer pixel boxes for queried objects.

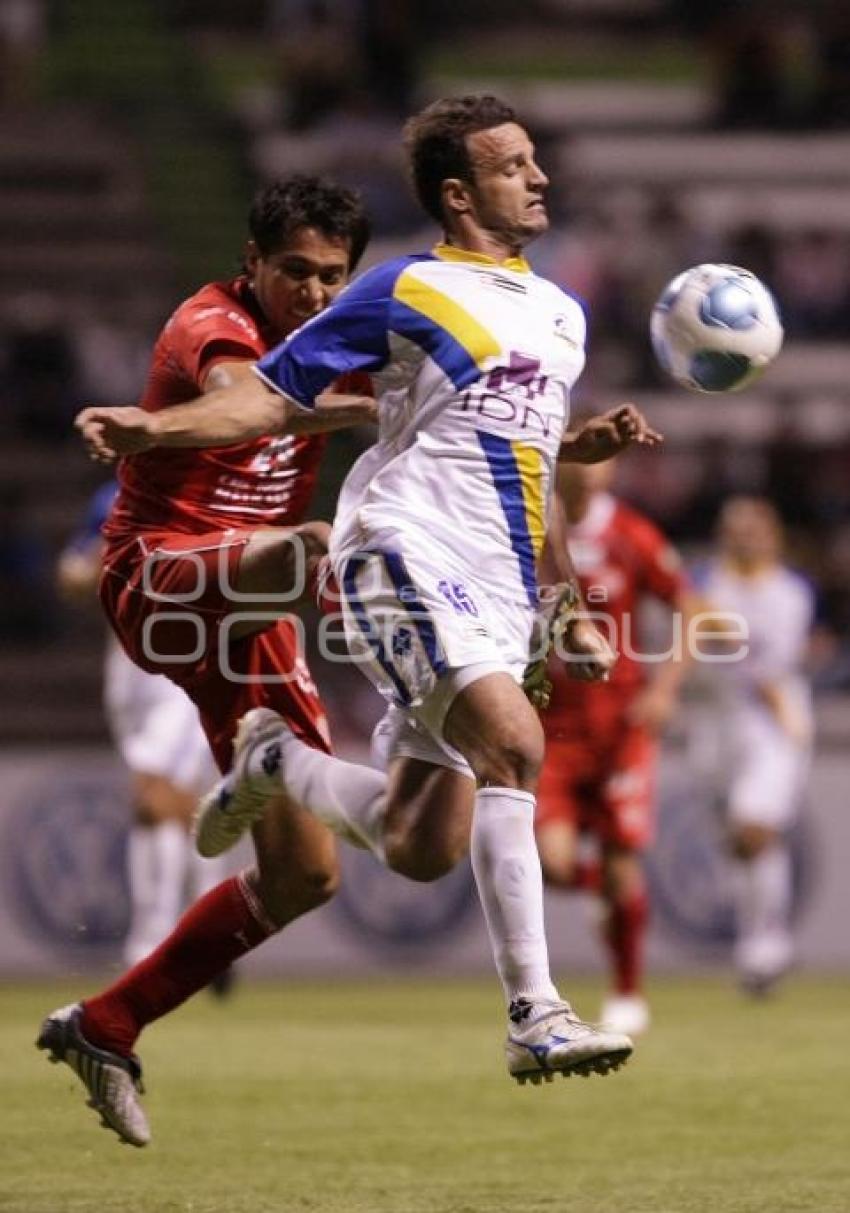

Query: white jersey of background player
[58,482,225,969]
[691,496,814,994]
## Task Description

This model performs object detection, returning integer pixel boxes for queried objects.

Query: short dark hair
[403,95,518,225]
[248,175,371,270]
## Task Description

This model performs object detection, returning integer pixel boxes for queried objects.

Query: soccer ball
[650,263,783,393]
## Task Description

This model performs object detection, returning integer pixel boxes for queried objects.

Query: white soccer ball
[650,263,784,393]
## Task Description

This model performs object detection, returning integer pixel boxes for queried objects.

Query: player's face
[463,123,549,248]
[247,226,351,338]
[718,500,781,565]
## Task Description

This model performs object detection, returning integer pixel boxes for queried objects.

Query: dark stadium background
[1,0,848,978]
[2,8,849,1213]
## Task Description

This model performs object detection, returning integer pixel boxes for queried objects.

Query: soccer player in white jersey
[78,95,662,1084]
[693,497,814,994]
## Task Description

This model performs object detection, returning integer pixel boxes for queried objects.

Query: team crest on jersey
[553,315,580,348]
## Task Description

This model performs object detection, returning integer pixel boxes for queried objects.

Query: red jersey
[545,492,686,731]
[105,276,328,543]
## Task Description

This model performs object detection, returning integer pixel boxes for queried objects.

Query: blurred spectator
[815,523,850,685]
[726,222,777,290]
[2,294,82,443]
[268,0,422,132]
[671,0,820,130]
[0,485,57,646]
[268,0,361,131]
[73,308,153,406]
[358,0,421,119]
[773,231,850,339]
[0,0,45,104]
[811,2,850,129]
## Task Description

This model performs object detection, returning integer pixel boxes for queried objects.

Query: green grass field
[2,976,848,1213]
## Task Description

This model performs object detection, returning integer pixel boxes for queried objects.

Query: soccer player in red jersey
[37,175,374,1146]
[53,99,664,1124]
[536,457,696,1037]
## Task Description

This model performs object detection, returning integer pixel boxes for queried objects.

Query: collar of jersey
[432,243,531,275]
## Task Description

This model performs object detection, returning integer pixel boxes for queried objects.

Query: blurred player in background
[39,175,374,1147]
[691,496,814,995]
[536,457,695,1036]
[57,481,228,974]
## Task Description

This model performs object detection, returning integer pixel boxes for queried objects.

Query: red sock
[603,889,649,995]
[81,875,275,1056]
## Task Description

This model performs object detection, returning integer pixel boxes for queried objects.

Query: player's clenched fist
[561,617,617,682]
[75,406,156,463]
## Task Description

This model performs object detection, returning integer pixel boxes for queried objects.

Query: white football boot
[600,993,651,1037]
[36,1003,150,1147]
[736,930,793,998]
[506,998,633,1084]
[195,708,287,857]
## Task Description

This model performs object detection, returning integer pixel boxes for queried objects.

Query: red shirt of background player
[537,492,687,847]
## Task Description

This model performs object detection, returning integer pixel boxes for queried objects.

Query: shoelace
[526,1002,597,1036]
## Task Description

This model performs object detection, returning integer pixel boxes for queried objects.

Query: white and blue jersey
[255,243,587,608]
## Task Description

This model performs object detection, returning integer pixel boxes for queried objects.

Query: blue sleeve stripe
[388,297,480,390]
[252,365,315,411]
[477,430,539,607]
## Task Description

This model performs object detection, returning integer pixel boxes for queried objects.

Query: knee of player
[132,776,191,826]
[296,520,331,562]
[296,860,340,908]
[730,822,778,861]
[387,845,459,883]
[601,847,644,899]
[538,848,575,887]
[257,859,340,918]
[476,730,544,790]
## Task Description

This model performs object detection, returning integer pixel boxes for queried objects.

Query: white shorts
[336,540,535,777]
[691,706,809,830]
[104,638,217,793]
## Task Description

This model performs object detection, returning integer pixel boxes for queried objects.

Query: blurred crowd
[1,0,850,683]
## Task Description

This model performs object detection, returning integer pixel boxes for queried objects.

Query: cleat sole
[512,1047,632,1085]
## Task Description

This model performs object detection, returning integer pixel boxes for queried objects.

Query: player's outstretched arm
[286,392,377,434]
[559,404,663,464]
[75,375,294,462]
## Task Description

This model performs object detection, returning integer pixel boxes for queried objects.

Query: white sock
[186,845,229,900]
[732,844,793,975]
[124,820,189,966]
[250,733,388,862]
[470,786,560,1007]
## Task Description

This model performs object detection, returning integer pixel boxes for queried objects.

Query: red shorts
[536,716,657,851]
[100,530,331,772]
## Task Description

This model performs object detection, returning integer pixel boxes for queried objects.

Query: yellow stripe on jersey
[393,270,501,369]
[432,243,532,275]
[512,441,546,558]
